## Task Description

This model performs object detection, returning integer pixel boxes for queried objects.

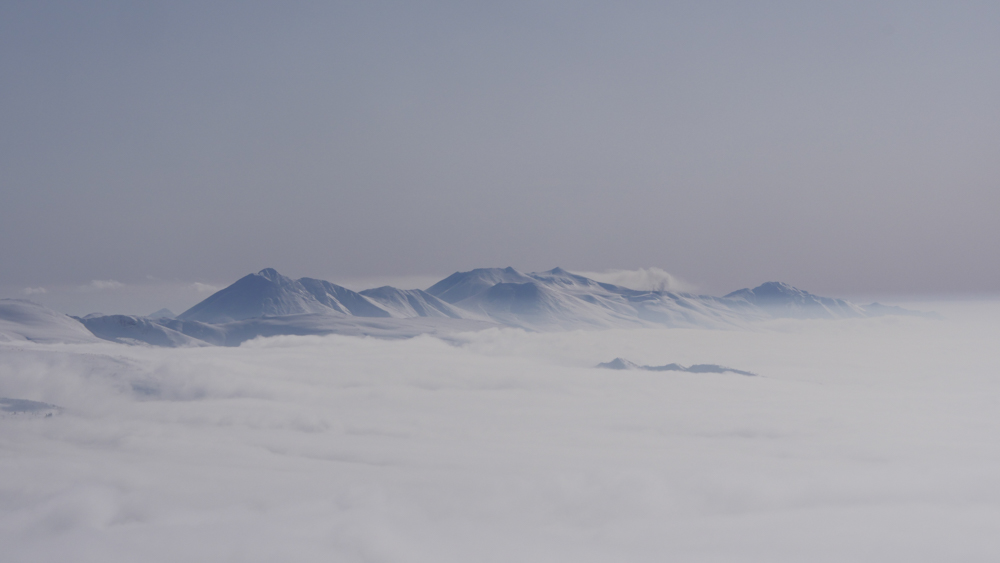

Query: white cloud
[21,287,47,295]
[1,303,998,560]
[574,267,699,293]
[83,280,125,291]
[191,282,220,293]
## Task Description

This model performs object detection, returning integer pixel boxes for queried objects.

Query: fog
[3,301,1000,561]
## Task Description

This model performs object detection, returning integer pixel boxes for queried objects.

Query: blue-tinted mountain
[724,282,866,319]
[22,267,936,347]
[178,268,392,323]
[431,267,764,330]
[427,267,536,304]
[597,357,756,376]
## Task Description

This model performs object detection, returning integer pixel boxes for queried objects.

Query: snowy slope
[426,267,537,303]
[431,267,764,330]
[360,287,474,319]
[0,299,101,344]
[78,315,210,348]
[177,268,473,324]
[177,269,337,323]
[298,278,390,317]
[154,318,229,346]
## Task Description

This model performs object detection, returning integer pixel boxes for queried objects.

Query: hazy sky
[3,1,999,311]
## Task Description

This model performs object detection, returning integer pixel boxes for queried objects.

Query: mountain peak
[148,308,175,319]
[596,358,640,370]
[426,267,534,304]
[724,281,865,319]
[256,268,285,282]
[754,281,798,293]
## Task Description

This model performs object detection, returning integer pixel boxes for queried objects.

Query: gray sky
[3,1,999,314]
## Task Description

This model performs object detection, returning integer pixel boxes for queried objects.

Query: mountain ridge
[2,269,939,347]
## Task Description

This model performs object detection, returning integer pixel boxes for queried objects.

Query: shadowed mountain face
[6,268,936,347]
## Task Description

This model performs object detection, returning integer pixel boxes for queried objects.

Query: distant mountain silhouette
[1,268,939,347]
[724,281,865,319]
[597,357,756,376]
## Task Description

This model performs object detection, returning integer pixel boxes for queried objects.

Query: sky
[3,1,999,314]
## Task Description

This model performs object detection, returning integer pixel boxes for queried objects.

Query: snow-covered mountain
[296,277,390,317]
[177,268,349,323]
[4,268,936,347]
[0,299,101,344]
[426,267,537,303]
[178,268,482,324]
[724,281,866,319]
[596,357,757,376]
[77,314,210,347]
[429,267,765,330]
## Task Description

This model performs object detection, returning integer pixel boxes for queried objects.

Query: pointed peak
[756,281,795,290]
[148,308,175,319]
[255,268,287,283]
[596,357,640,370]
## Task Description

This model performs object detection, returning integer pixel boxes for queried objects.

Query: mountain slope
[724,282,866,319]
[0,299,101,344]
[178,269,330,323]
[298,278,390,317]
[426,267,537,304]
[359,287,471,319]
[62,268,935,347]
[78,315,210,347]
[178,268,482,325]
[178,268,394,323]
[431,267,764,330]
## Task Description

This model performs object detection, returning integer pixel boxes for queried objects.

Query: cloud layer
[2,302,999,561]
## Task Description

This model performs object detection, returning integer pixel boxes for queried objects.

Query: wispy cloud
[83,280,125,291]
[22,287,47,295]
[574,268,698,293]
[191,282,220,293]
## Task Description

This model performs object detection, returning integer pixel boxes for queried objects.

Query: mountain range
[0,267,937,347]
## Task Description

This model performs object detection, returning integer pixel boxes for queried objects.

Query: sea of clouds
[3,301,1000,561]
